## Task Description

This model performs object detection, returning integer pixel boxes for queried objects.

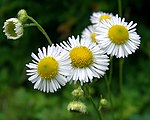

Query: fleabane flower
[96,15,141,58]
[90,11,113,24]
[26,45,71,93]
[3,18,23,40]
[60,36,109,84]
[82,25,97,43]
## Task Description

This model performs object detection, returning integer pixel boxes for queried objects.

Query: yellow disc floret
[99,15,111,21]
[37,56,58,79]
[70,46,93,68]
[90,33,96,43]
[108,25,129,45]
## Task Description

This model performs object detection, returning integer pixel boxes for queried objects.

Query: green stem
[118,0,122,17]
[104,56,115,120]
[27,16,52,45]
[83,85,103,120]
[89,96,103,120]
[24,23,36,27]
[119,58,123,98]
[119,58,124,119]
[109,56,113,84]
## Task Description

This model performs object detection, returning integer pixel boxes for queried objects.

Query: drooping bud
[3,18,23,40]
[17,9,28,23]
[67,101,87,114]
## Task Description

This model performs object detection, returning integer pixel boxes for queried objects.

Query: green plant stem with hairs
[118,0,122,17]
[27,15,52,45]
[119,58,124,119]
[82,85,103,120]
[104,56,115,120]
[24,23,36,27]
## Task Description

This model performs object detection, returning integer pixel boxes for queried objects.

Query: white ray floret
[96,15,141,58]
[90,11,113,24]
[60,35,109,85]
[26,44,71,93]
[82,25,97,43]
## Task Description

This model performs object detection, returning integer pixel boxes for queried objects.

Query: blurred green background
[0,0,150,120]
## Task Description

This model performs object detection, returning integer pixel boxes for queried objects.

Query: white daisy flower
[82,25,97,43]
[3,18,23,40]
[96,15,141,58]
[26,44,71,93]
[90,11,113,24]
[60,36,109,84]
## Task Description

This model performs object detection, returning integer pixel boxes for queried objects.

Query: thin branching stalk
[104,56,115,120]
[27,16,52,45]
[24,23,36,27]
[118,0,122,17]
[119,58,124,119]
[82,85,103,120]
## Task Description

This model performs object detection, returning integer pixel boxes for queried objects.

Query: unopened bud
[17,9,28,23]
[72,87,84,98]
[67,101,87,114]
[100,98,107,106]
[99,98,108,110]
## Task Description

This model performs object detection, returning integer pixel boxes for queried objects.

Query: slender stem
[119,58,124,98]
[104,56,115,120]
[89,96,103,120]
[24,23,36,27]
[27,16,52,45]
[82,85,103,120]
[104,76,115,120]
[118,0,122,17]
[119,58,124,119]
[109,56,113,84]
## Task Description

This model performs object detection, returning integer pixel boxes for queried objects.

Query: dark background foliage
[0,0,150,120]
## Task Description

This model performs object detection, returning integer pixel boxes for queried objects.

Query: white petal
[31,53,40,62]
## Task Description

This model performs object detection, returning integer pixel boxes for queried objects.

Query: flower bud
[17,9,28,23]
[100,98,108,106]
[67,101,87,114]
[3,18,23,40]
[99,98,108,110]
[72,87,84,98]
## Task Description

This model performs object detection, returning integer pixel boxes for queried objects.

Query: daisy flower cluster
[82,11,141,58]
[3,10,141,93]
[26,35,109,92]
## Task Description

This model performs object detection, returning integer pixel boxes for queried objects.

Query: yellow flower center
[6,22,17,37]
[108,25,129,45]
[37,56,58,79]
[70,46,93,68]
[90,33,96,43]
[99,15,111,21]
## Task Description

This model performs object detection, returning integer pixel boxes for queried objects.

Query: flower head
[3,18,23,40]
[60,36,109,84]
[26,45,71,93]
[82,25,97,43]
[90,11,113,24]
[96,15,141,58]
[67,101,87,114]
